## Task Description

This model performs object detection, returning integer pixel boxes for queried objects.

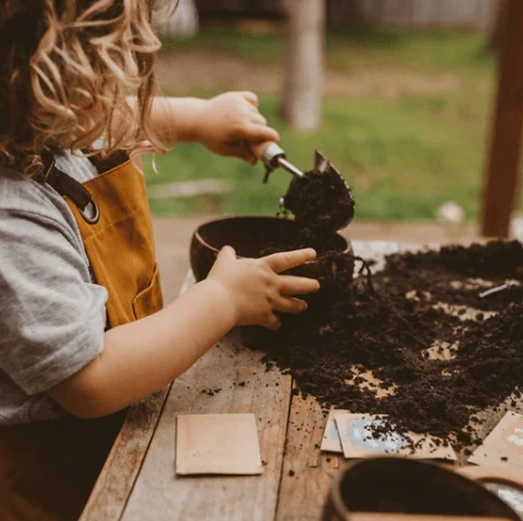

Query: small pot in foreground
[323,457,521,521]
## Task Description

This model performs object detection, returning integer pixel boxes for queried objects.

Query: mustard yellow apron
[0,153,163,521]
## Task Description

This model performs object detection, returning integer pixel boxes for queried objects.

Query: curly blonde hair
[0,0,168,176]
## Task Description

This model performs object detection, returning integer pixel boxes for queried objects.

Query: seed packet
[334,412,457,461]
[469,411,523,470]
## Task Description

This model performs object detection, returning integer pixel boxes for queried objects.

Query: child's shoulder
[0,164,58,214]
[0,163,79,241]
[0,150,98,216]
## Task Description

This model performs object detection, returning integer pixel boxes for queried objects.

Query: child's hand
[206,246,320,330]
[197,92,280,165]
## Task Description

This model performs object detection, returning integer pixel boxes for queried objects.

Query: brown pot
[322,457,521,521]
[189,216,350,282]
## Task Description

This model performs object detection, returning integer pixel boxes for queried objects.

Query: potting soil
[248,169,523,450]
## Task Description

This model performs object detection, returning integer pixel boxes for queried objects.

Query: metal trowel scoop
[252,142,355,231]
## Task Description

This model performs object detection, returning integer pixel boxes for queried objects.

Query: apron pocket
[132,264,163,320]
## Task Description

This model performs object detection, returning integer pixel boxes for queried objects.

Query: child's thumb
[217,245,236,261]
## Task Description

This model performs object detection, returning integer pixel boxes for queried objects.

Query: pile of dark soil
[248,166,523,449]
[249,242,523,448]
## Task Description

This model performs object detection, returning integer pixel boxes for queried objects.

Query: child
[0,1,319,520]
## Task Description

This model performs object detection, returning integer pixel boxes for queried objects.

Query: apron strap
[39,150,100,224]
[85,150,129,173]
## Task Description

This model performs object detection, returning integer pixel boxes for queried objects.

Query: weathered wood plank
[79,387,170,521]
[121,329,292,521]
[351,512,507,521]
[79,272,194,521]
[275,242,406,521]
[276,390,342,521]
[81,240,523,521]
[274,389,523,521]
[481,0,523,237]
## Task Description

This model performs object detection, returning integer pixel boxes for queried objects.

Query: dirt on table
[245,166,523,451]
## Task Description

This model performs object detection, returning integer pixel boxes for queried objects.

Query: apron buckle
[40,150,101,225]
[79,197,100,224]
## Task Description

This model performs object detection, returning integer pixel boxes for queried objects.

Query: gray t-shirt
[0,151,108,424]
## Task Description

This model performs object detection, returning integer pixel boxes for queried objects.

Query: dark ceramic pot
[322,457,521,521]
[189,216,350,282]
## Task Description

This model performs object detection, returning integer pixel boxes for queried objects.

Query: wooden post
[281,0,325,132]
[481,0,523,237]
[488,0,509,59]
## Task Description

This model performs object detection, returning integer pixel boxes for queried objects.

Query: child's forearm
[126,92,278,164]
[48,279,236,419]
[127,95,206,144]
[153,96,208,143]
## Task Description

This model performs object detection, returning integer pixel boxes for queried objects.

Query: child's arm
[129,92,279,164]
[48,248,319,419]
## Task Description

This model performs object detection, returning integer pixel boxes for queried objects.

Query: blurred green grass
[160,25,495,75]
[147,26,519,221]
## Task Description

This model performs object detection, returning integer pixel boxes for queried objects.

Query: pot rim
[193,215,349,257]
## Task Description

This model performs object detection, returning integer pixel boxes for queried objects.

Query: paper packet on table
[176,413,263,475]
[469,411,523,470]
[321,410,456,461]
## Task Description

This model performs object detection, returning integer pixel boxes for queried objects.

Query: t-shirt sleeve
[0,209,108,395]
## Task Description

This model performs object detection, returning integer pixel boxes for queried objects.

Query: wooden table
[79,241,517,521]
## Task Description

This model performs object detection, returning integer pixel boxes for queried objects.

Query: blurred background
[146,0,523,241]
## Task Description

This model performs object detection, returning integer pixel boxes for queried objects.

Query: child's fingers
[244,124,280,144]
[241,91,259,107]
[264,248,317,273]
[235,142,258,165]
[247,103,263,116]
[217,245,237,261]
[273,296,308,314]
[278,275,320,295]
[220,142,257,164]
[249,113,268,126]
[262,312,282,330]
